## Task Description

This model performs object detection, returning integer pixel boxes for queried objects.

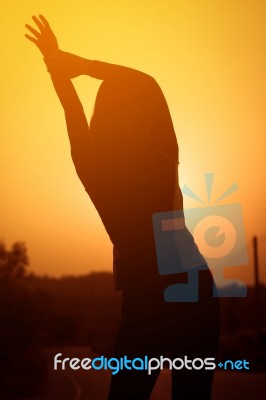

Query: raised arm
[24,20,150,84]
[49,74,91,184]
[25,15,91,184]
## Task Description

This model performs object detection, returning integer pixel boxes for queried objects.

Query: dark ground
[22,347,266,400]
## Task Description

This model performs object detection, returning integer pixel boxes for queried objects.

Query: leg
[172,369,215,400]
[108,368,160,400]
[107,290,163,400]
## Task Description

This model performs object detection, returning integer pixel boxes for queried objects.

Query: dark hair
[90,71,178,163]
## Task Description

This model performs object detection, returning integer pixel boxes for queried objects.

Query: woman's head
[90,71,178,162]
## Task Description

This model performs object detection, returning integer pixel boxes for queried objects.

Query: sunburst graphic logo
[183,173,248,269]
[152,173,248,302]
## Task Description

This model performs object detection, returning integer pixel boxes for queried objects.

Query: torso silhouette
[24,14,220,397]
[78,61,184,290]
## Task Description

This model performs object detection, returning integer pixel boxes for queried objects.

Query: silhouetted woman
[26,15,220,400]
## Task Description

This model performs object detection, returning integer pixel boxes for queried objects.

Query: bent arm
[83,59,149,81]
[45,50,151,82]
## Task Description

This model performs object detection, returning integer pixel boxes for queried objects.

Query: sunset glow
[1,1,265,285]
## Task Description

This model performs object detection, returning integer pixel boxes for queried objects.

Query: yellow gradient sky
[1,1,265,285]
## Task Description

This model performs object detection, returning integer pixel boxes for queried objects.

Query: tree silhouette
[0,241,48,398]
[0,241,29,282]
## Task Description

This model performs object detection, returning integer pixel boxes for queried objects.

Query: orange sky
[1,1,265,286]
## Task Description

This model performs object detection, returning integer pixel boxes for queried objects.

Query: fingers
[25,34,38,44]
[25,15,51,39]
[25,15,57,56]
[32,15,45,32]
[39,15,51,29]
[25,24,41,38]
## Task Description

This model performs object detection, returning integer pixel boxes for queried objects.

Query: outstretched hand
[25,15,90,79]
[25,15,59,57]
